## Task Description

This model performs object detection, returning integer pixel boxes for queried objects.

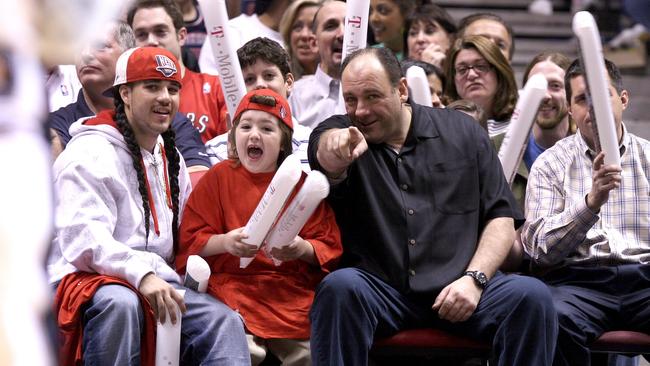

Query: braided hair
[113,88,181,252]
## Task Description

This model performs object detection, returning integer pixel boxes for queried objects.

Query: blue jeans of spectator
[82,283,250,366]
[310,268,557,366]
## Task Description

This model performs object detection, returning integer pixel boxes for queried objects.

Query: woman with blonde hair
[279,0,321,80]
[444,35,518,137]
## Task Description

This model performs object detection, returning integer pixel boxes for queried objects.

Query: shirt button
[397,157,403,163]
[409,238,416,246]
[401,184,408,191]
[409,269,416,276]
[408,209,414,215]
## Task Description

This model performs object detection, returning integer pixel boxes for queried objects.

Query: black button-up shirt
[308,103,523,302]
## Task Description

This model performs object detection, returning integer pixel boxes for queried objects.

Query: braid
[162,127,180,253]
[114,98,152,248]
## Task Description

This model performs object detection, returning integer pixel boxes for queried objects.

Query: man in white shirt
[199,0,289,75]
[288,0,346,129]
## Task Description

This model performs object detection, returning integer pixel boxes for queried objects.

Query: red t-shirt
[177,162,342,339]
[179,70,228,143]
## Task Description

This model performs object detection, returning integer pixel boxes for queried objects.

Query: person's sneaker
[608,24,648,49]
[529,0,553,15]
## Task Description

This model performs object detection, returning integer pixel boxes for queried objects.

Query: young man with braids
[47,47,250,366]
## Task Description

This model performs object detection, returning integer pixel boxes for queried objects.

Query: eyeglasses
[454,62,493,78]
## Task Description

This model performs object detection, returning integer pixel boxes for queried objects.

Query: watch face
[476,272,488,285]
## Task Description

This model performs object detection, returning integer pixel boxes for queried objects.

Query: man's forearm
[466,217,515,279]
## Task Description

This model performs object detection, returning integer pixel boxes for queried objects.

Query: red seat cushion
[591,331,650,354]
[372,328,490,354]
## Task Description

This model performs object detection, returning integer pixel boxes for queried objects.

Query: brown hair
[444,35,517,122]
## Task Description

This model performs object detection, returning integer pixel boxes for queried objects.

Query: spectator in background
[279,0,321,80]
[46,65,82,112]
[458,13,515,63]
[448,99,487,130]
[369,0,415,60]
[523,58,650,366]
[47,21,211,176]
[400,58,445,108]
[403,3,457,68]
[445,35,518,137]
[128,0,230,144]
[199,0,290,74]
[174,0,206,72]
[289,0,346,129]
[205,37,313,171]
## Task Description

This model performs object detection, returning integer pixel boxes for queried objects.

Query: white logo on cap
[279,106,287,119]
[155,55,177,78]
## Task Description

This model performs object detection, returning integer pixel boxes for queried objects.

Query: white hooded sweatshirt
[47,110,191,289]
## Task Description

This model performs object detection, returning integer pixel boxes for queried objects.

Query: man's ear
[119,85,130,106]
[285,72,295,96]
[620,89,629,111]
[177,27,188,47]
[398,77,409,103]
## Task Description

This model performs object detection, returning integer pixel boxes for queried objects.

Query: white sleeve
[53,158,156,289]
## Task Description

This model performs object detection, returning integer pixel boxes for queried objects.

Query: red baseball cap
[233,89,293,130]
[105,47,182,96]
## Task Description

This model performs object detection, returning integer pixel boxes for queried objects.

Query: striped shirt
[522,126,650,270]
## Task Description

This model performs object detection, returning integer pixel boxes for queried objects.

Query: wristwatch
[464,270,488,289]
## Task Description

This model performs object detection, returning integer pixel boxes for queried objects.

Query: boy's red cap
[233,89,293,130]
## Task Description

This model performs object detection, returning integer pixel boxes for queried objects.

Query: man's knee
[497,275,555,313]
[314,268,367,302]
[90,284,142,319]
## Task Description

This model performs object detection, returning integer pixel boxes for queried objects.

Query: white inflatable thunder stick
[155,289,185,366]
[184,255,211,293]
[498,73,548,186]
[199,0,247,129]
[341,0,370,61]
[240,154,303,268]
[572,11,621,168]
[337,0,370,110]
[406,66,433,108]
[265,170,330,266]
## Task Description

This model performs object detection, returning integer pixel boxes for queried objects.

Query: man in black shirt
[308,47,557,366]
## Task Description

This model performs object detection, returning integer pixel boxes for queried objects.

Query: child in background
[177,88,342,366]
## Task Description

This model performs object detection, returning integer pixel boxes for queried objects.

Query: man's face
[76,24,124,92]
[342,54,408,145]
[568,74,628,149]
[528,60,568,129]
[131,7,185,62]
[463,19,511,62]
[242,60,293,98]
[315,1,346,78]
[120,79,181,143]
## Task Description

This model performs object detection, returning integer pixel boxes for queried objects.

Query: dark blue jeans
[310,268,557,366]
[542,264,650,366]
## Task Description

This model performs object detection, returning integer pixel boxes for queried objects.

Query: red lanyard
[141,143,173,236]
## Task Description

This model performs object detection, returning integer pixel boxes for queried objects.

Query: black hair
[342,47,403,87]
[402,3,457,58]
[564,58,623,103]
[114,89,181,251]
[127,0,185,32]
[400,58,446,93]
[237,37,291,79]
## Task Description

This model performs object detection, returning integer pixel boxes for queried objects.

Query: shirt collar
[314,65,339,99]
[577,123,628,160]
[409,103,439,139]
